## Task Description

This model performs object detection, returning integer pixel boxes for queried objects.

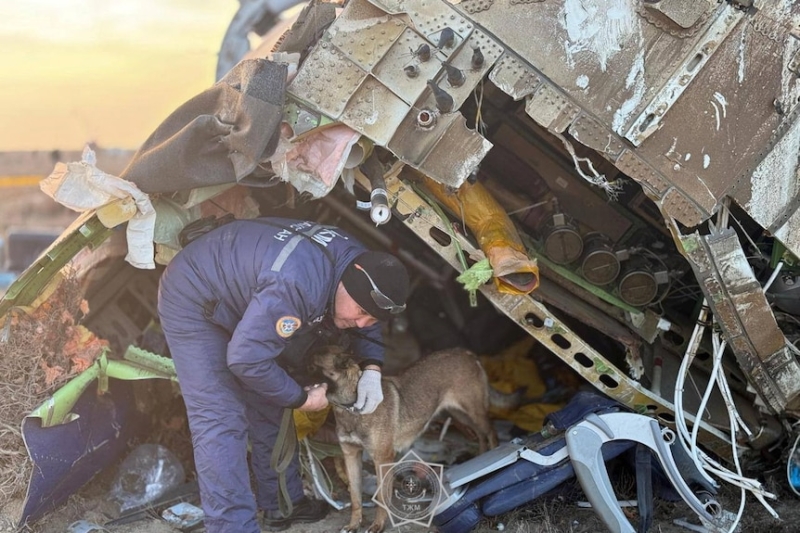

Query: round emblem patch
[276,316,302,338]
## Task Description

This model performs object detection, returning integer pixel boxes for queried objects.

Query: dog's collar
[329,400,357,413]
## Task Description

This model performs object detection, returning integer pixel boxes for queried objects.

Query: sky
[0,0,240,152]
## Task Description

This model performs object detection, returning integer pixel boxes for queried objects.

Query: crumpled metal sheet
[681,228,800,413]
[287,0,494,188]
[488,52,541,101]
[525,82,581,134]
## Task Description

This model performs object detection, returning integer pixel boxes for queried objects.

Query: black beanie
[341,252,410,321]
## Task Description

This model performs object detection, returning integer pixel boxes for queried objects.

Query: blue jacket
[159,217,384,408]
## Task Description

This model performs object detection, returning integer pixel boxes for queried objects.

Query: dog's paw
[366,522,386,533]
[340,523,360,533]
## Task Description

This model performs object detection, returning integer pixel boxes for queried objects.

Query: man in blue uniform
[157,217,410,533]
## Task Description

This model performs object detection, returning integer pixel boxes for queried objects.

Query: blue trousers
[158,295,304,533]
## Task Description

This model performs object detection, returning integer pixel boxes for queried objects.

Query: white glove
[354,369,383,414]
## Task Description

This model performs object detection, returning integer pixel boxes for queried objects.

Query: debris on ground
[0,270,103,508]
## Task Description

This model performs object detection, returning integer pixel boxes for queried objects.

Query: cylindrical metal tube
[359,152,392,226]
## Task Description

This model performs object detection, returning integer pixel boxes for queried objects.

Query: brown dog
[312,347,498,533]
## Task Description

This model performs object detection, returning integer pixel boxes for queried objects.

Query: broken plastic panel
[19,348,178,526]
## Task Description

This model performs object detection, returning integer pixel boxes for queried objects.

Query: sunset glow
[0,0,238,151]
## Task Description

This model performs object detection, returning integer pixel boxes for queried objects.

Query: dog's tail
[488,385,527,411]
[474,358,527,411]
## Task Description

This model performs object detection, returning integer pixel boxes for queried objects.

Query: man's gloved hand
[354,369,383,414]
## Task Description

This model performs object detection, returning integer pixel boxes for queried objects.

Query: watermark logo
[373,450,449,528]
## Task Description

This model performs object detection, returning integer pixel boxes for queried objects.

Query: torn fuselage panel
[286,0,495,188]
[682,228,800,413]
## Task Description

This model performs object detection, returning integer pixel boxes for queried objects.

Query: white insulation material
[561,0,649,135]
[560,0,639,72]
[612,47,646,134]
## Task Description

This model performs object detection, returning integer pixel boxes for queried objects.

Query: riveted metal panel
[430,27,503,111]
[372,27,447,106]
[329,6,406,72]
[386,107,490,187]
[569,114,625,161]
[388,108,461,166]
[615,150,670,198]
[339,76,411,146]
[418,115,493,188]
[287,43,367,119]
[633,2,800,238]
[738,108,800,254]
[488,52,541,101]
[525,82,581,133]
[367,0,474,54]
[623,6,745,146]
[461,0,494,15]
[644,0,714,30]
[660,188,706,228]
[457,0,730,133]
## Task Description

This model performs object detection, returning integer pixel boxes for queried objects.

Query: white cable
[787,340,800,358]
[716,369,751,438]
[552,131,622,199]
[674,303,712,483]
[302,438,349,511]
[689,333,726,461]
[762,261,784,293]
[674,317,779,526]
[722,387,747,533]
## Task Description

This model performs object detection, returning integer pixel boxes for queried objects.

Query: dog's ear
[334,352,351,371]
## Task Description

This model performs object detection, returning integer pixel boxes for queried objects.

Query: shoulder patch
[276,316,302,338]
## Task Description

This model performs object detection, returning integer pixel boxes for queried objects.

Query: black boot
[261,497,329,531]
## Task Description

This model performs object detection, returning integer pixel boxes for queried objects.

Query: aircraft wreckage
[4,0,800,530]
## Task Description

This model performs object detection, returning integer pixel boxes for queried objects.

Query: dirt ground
[5,456,800,533]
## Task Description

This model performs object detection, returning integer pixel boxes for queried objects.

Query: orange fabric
[422,176,539,295]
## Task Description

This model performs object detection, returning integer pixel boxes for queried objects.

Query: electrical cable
[762,260,784,293]
[675,330,779,528]
[473,78,486,137]
[301,438,349,510]
[674,305,779,531]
